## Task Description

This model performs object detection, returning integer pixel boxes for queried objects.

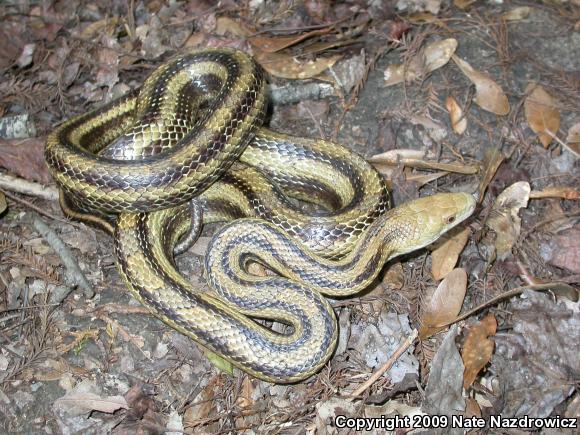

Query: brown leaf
[408,12,452,31]
[566,122,580,144]
[419,268,468,339]
[370,150,477,175]
[431,227,471,280]
[214,17,252,38]
[255,50,342,79]
[0,137,52,184]
[0,192,6,215]
[461,314,497,389]
[406,171,449,187]
[564,122,580,156]
[524,83,560,148]
[382,262,405,290]
[454,0,477,9]
[184,376,219,428]
[486,181,530,260]
[55,391,129,414]
[0,24,26,69]
[249,28,331,53]
[502,6,533,21]
[384,38,457,86]
[476,147,504,203]
[544,225,580,274]
[235,376,255,409]
[530,186,580,200]
[80,17,120,40]
[446,95,467,135]
[453,55,510,115]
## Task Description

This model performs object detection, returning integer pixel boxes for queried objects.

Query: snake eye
[446,215,456,224]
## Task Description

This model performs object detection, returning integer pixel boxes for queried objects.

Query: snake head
[386,192,476,258]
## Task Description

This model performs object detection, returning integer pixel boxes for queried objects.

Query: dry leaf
[370,150,477,175]
[524,83,560,148]
[477,147,504,203]
[419,268,467,339]
[236,377,255,409]
[466,397,482,418]
[249,28,330,53]
[55,392,129,414]
[408,12,451,31]
[214,17,251,38]
[502,6,532,21]
[486,181,530,260]
[462,314,497,389]
[452,55,510,115]
[184,376,219,428]
[565,122,580,156]
[191,236,211,256]
[454,0,477,9]
[370,149,425,163]
[255,51,342,80]
[80,16,120,40]
[247,262,268,277]
[431,228,471,280]
[0,192,6,215]
[543,226,580,273]
[530,186,580,200]
[566,122,580,144]
[0,137,52,184]
[384,38,457,86]
[446,95,467,134]
[382,262,405,290]
[406,171,449,186]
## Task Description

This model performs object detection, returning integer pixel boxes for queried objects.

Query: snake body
[45,48,476,382]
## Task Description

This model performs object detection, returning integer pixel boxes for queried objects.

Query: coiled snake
[45,48,476,382]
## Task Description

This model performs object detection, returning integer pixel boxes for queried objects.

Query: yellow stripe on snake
[45,48,476,382]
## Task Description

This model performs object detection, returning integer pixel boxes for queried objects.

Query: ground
[0,1,579,434]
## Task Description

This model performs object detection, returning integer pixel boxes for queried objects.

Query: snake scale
[45,48,476,382]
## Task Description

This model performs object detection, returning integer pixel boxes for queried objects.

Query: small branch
[349,329,418,400]
[0,172,58,201]
[32,216,94,300]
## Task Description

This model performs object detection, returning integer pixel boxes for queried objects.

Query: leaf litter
[0,0,578,433]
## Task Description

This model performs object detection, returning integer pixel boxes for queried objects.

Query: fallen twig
[349,329,418,400]
[32,216,94,300]
[0,172,58,201]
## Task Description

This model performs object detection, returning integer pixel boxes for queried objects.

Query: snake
[45,48,476,382]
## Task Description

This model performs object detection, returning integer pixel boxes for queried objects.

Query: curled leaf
[566,122,580,144]
[454,0,477,9]
[419,268,467,339]
[255,51,342,80]
[55,392,128,415]
[477,147,504,203]
[461,314,497,389]
[384,38,457,86]
[0,192,6,215]
[565,122,580,156]
[446,95,467,134]
[249,28,330,53]
[524,83,560,148]
[431,228,471,280]
[502,7,532,21]
[486,181,530,260]
[452,55,510,115]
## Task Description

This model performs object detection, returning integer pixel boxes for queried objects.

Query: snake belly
[45,48,397,381]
